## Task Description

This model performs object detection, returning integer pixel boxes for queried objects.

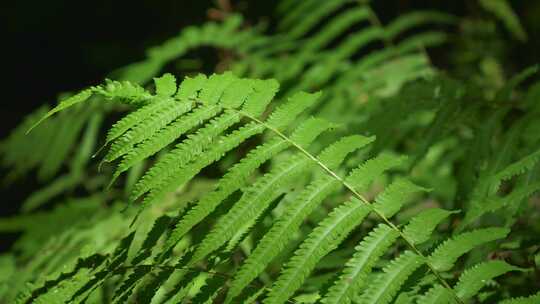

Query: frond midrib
[194,96,465,304]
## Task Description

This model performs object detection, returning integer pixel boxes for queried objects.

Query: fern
[428,227,510,272]
[454,261,525,300]
[2,1,540,303]
[321,224,399,304]
[263,199,372,304]
[15,72,535,304]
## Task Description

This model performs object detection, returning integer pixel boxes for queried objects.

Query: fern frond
[105,73,203,145]
[95,79,151,104]
[131,85,322,211]
[21,173,83,212]
[403,208,458,245]
[372,178,429,218]
[384,11,456,40]
[105,98,172,144]
[226,135,373,303]
[6,0,540,300]
[19,62,539,303]
[478,0,527,41]
[454,260,524,300]
[492,149,540,186]
[346,154,408,192]
[317,135,376,170]
[116,15,260,84]
[265,91,321,129]
[112,105,220,180]
[154,73,177,97]
[111,78,258,180]
[464,181,540,228]
[302,7,370,53]
[226,176,340,303]
[128,75,279,201]
[104,99,193,163]
[428,227,510,272]
[27,90,94,133]
[190,153,312,264]
[136,120,266,208]
[357,251,424,304]
[285,0,349,39]
[162,118,333,256]
[321,224,399,304]
[499,292,540,304]
[175,73,209,99]
[461,148,540,229]
[263,200,371,304]
[416,284,453,304]
[38,110,90,180]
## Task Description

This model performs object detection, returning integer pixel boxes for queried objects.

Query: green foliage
[1,1,539,304]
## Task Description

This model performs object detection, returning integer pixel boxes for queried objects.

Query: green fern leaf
[286,0,348,39]
[111,73,252,167]
[263,200,371,304]
[226,176,340,303]
[266,91,321,129]
[226,135,372,303]
[492,149,540,186]
[136,120,265,208]
[96,79,151,104]
[154,73,177,97]
[197,72,238,104]
[104,98,193,162]
[346,154,408,192]
[318,135,375,170]
[403,208,458,245]
[454,260,524,300]
[321,224,400,304]
[478,0,527,41]
[190,153,311,264]
[464,181,540,229]
[128,75,270,199]
[162,118,333,255]
[372,178,429,218]
[27,89,94,133]
[384,11,456,40]
[333,27,385,60]
[105,98,172,144]
[428,227,510,272]
[131,83,313,206]
[175,74,209,100]
[112,105,219,180]
[499,292,540,304]
[303,7,370,53]
[416,284,453,304]
[238,79,279,117]
[357,251,424,304]
[129,110,243,200]
[112,78,257,181]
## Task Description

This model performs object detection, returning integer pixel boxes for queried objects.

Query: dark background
[1,0,539,247]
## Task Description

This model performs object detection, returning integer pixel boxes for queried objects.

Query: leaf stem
[222,103,464,304]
